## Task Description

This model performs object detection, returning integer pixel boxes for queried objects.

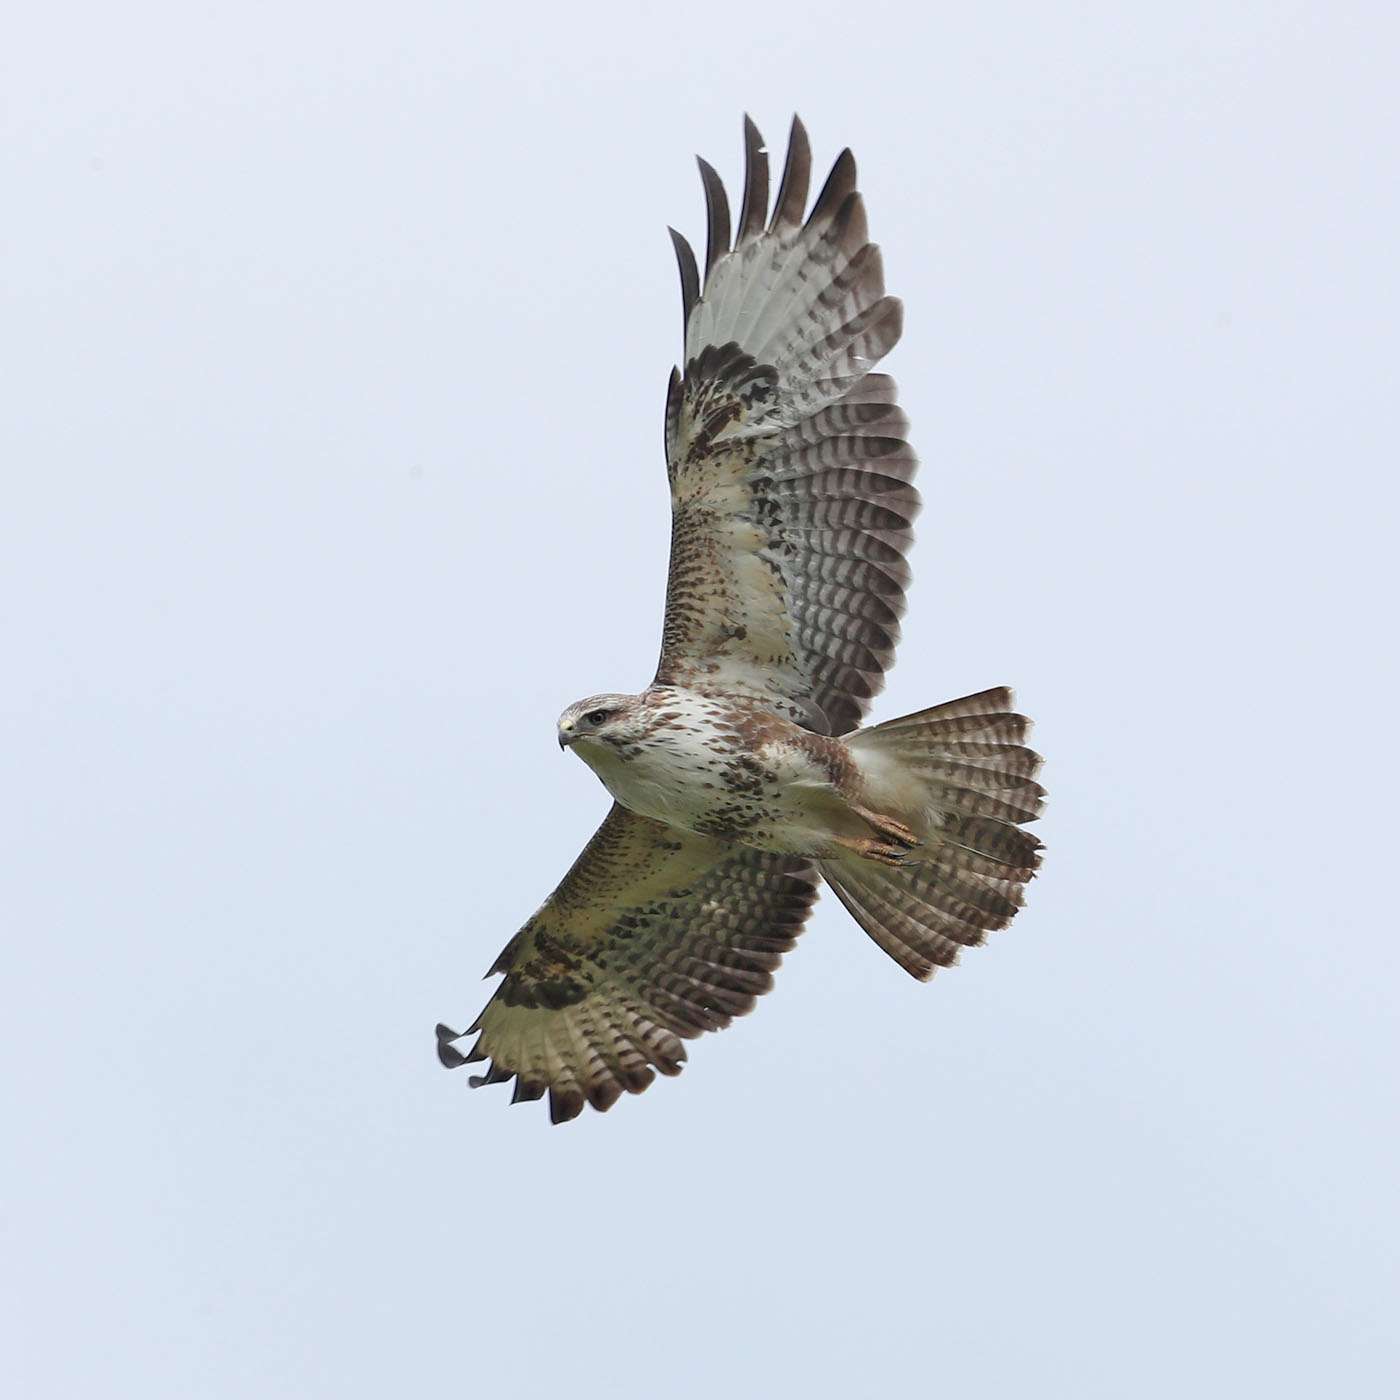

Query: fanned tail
[821,687,1045,979]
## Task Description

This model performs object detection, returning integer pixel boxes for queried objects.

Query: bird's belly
[589,738,845,855]
[606,762,714,829]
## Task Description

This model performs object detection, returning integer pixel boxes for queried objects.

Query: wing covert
[657,116,919,736]
[436,804,819,1123]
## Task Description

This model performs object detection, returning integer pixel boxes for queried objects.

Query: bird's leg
[830,833,909,867]
[850,806,921,853]
[831,810,921,868]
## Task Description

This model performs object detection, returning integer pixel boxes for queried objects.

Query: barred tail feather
[824,688,1045,979]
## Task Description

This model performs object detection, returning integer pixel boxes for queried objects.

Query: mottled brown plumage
[437,119,1046,1122]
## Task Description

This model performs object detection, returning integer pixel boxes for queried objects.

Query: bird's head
[556,693,640,755]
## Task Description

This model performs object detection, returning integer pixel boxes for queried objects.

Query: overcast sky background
[4,4,1398,1396]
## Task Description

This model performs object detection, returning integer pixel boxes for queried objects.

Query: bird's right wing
[436,803,819,1123]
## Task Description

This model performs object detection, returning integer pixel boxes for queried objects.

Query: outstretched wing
[657,116,918,737]
[436,805,819,1123]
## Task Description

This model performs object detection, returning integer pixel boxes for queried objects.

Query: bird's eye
[586,709,609,725]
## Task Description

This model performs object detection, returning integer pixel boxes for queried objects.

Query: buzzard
[437,117,1045,1122]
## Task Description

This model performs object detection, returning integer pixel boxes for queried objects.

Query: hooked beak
[557,722,575,751]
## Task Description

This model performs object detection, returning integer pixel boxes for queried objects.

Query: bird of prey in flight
[437,116,1045,1123]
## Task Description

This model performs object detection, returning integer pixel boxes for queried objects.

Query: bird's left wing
[656,116,918,737]
[436,803,818,1123]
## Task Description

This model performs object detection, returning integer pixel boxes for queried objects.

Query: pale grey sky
[4,3,1398,1396]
